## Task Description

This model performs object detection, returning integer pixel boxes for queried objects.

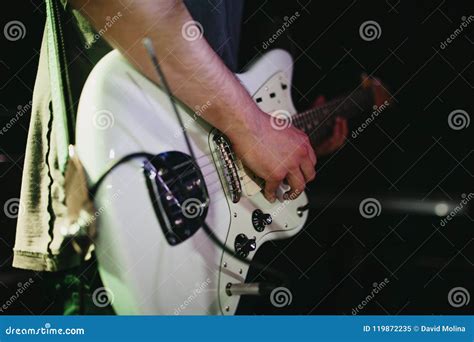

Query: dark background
[1,0,473,315]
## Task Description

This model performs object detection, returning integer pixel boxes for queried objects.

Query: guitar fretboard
[292,87,374,145]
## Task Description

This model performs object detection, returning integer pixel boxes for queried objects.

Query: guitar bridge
[212,131,264,201]
[213,133,242,203]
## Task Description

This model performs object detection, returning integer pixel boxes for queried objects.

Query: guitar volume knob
[234,234,256,258]
[252,209,272,232]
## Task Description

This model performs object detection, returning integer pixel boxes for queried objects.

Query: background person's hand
[312,96,348,156]
[314,117,348,156]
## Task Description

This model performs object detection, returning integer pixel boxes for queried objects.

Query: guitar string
[136,90,372,200]
[167,110,338,174]
[94,100,374,221]
[166,89,370,173]
[152,158,262,198]
[128,150,264,203]
[101,89,372,202]
[167,90,372,198]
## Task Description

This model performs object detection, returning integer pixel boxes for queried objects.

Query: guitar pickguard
[251,71,294,114]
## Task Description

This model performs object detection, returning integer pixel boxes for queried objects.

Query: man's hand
[70,0,317,202]
[229,110,316,203]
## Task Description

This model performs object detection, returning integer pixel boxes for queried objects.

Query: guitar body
[76,49,308,315]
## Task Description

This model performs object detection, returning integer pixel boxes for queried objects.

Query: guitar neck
[292,87,374,145]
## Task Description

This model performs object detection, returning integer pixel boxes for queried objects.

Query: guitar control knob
[252,209,272,232]
[234,234,256,258]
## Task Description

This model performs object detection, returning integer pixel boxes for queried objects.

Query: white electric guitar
[76,48,384,315]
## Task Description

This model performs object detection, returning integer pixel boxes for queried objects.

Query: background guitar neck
[292,87,374,146]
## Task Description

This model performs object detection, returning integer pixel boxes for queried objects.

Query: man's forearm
[70,0,259,139]
[70,0,317,201]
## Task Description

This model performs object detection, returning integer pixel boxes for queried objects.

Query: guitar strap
[45,0,90,314]
[45,0,75,173]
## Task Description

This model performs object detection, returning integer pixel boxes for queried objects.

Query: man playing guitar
[14,0,382,314]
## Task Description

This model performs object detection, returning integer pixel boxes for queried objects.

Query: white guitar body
[76,49,308,315]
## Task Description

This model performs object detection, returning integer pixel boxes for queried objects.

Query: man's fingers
[300,158,316,183]
[285,170,305,199]
[264,178,281,203]
[307,143,317,166]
